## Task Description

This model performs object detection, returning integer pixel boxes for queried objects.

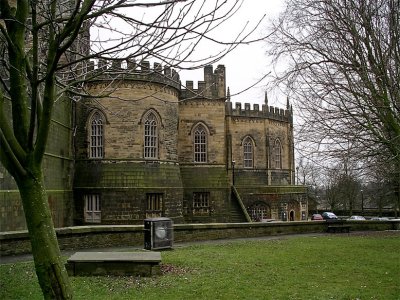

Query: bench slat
[67,251,161,263]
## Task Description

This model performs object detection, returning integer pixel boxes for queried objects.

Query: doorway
[289,210,295,221]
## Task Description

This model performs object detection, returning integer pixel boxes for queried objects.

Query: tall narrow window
[144,112,158,159]
[274,139,282,169]
[194,124,207,162]
[89,112,104,158]
[243,137,253,168]
[84,194,101,223]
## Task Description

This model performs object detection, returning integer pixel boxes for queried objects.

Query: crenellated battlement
[225,102,293,123]
[180,65,226,100]
[86,59,181,90]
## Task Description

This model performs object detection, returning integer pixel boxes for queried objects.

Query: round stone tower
[74,59,184,225]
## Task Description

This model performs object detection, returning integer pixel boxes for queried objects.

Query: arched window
[144,112,158,159]
[194,124,207,163]
[243,137,253,168]
[274,139,282,169]
[89,112,104,159]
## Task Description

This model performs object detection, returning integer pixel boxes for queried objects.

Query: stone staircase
[229,201,248,223]
[230,186,252,223]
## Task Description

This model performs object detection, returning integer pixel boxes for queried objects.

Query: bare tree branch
[266,0,399,166]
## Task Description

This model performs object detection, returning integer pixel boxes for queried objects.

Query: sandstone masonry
[0,61,307,231]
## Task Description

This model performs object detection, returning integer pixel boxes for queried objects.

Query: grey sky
[179,0,285,107]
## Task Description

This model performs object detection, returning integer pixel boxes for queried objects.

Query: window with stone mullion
[194,125,207,163]
[193,192,209,207]
[274,139,282,169]
[90,113,104,159]
[243,139,253,168]
[144,114,157,159]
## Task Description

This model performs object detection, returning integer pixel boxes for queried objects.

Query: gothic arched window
[274,138,282,169]
[243,137,254,168]
[144,112,158,159]
[194,124,207,163]
[89,112,104,159]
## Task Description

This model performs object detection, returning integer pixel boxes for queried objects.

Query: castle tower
[74,60,184,225]
[225,93,305,222]
[180,65,226,100]
[178,65,231,222]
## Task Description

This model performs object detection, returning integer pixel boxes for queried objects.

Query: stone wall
[76,81,179,161]
[72,68,185,225]
[1,221,398,256]
[0,97,74,231]
[1,63,303,232]
[73,161,184,225]
[0,189,74,232]
[178,99,227,164]
[180,166,231,223]
[237,186,307,221]
[226,104,294,185]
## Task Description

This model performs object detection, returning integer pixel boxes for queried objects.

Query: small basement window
[193,192,210,215]
[146,193,163,218]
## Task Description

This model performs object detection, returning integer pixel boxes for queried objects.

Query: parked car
[347,215,366,220]
[321,212,338,220]
[370,217,389,221]
[311,213,323,221]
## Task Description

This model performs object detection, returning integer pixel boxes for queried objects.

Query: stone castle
[0,59,307,231]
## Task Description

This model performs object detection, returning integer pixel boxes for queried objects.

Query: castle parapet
[225,102,292,122]
[181,65,226,100]
[86,59,180,90]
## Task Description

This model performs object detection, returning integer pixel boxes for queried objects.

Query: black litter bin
[144,217,174,250]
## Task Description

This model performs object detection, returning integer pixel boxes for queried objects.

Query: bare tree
[265,0,400,209]
[366,158,400,216]
[296,154,326,186]
[0,0,265,298]
[320,157,361,214]
[324,166,343,211]
[337,173,361,215]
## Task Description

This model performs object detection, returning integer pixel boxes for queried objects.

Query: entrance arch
[289,210,295,221]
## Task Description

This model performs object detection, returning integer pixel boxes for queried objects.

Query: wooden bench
[66,251,161,276]
[327,225,351,233]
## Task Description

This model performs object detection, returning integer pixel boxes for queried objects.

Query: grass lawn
[1,233,399,299]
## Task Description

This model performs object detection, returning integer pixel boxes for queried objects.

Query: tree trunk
[378,199,382,217]
[349,199,353,216]
[17,172,73,299]
[397,165,400,218]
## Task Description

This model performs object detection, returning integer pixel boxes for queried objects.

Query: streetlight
[232,160,235,185]
[296,166,299,185]
[361,189,364,214]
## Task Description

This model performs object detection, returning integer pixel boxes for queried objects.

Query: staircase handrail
[232,185,252,223]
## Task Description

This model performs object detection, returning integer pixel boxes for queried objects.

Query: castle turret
[86,59,180,89]
[213,65,226,98]
[181,65,226,100]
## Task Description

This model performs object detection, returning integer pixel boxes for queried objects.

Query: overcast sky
[94,1,286,107]
[179,0,285,107]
